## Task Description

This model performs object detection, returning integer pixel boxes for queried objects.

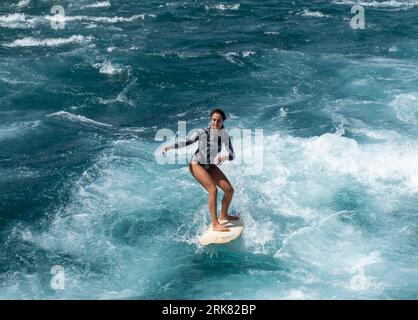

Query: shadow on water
[133,243,289,299]
[107,208,178,246]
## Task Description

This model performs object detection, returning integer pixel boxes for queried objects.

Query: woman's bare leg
[208,166,238,221]
[189,163,229,231]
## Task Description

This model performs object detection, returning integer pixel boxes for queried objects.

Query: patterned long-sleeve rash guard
[173,127,235,165]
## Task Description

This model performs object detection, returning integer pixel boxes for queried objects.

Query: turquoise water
[1,0,418,299]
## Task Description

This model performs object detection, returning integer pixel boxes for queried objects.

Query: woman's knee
[207,185,218,195]
[224,185,234,196]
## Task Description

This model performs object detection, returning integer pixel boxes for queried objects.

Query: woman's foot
[219,214,240,221]
[212,223,230,232]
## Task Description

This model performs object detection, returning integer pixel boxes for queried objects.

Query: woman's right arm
[162,129,200,154]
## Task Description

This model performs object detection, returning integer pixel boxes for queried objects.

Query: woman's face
[211,113,223,129]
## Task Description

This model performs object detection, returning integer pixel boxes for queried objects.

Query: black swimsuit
[199,163,216,171]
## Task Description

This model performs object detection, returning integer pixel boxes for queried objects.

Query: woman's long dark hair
[210,108,226,129]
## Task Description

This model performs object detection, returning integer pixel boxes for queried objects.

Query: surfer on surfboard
[162,109,238,232]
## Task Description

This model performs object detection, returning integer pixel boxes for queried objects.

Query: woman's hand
[215,155,227,166]
[162,146,172,155]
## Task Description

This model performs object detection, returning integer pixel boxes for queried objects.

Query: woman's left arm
[224,132,235,161]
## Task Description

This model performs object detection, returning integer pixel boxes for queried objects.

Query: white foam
[16,140,169,299]
[241,215,277,254]
[16,0,30,8]
[283,290,305,299]
[302,132,418,192]
[332,0,418,10]
[389,45,398,52]
[242,50,256,58]
[255,128,418,276]
[98,95,133,106]
[148,50,209,60]
[97,77,136,106]
[1,11,152,29]
[85,23,97,28]
[205,3,240,10]
[390,93,418,124]
[0,13,32,28]
[348,252,381,291]
[223,52,245,66]
[0,13,47,29]
[4,35,93,47]
[280,107,288,117]
[296,9,329,17]
[120,127,146,133]
[44,14,148,23]
[81,1,111,9]
[350,126,403,141]
[0,13,26,23]
[93,61,126,75]
[47,111,112,127]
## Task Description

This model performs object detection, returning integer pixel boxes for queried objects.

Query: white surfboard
[199,219,244,246]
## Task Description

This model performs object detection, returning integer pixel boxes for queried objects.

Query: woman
[162,109,238,232]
